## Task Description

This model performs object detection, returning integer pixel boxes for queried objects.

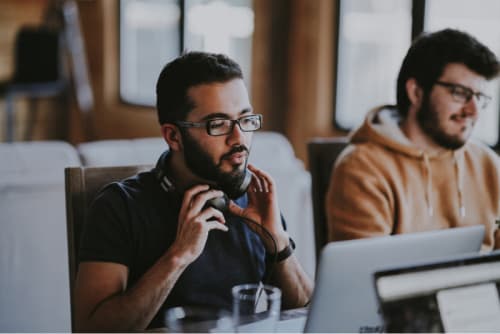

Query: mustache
[221,145,249,160]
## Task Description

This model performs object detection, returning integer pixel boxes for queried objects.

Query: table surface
[151,307,309,333]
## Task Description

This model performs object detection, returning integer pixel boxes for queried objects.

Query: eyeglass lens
[208,116,261,135]
[437,81,490,109]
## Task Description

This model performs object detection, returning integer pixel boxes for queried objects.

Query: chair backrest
[64,165,152,329]
[307,137,349,260]
[13,26,64,84]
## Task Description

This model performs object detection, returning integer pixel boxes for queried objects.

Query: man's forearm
[76,250,190,332]
[270,255,313,309]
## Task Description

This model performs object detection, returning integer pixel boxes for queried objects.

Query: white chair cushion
[0,141,80,187]
[77,137,167,166]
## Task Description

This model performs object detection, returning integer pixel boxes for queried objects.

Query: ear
[406,78,423,108]
[161,123,183,151]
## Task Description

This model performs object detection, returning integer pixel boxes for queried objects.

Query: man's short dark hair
[156,51,243,124]
[396,28,499,117]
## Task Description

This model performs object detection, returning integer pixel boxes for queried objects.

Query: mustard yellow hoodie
[326,105,500,250]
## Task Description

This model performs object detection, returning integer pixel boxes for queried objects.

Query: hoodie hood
[350,105,466,219]
[350,105,462,159]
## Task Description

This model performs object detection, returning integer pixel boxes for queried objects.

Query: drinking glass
[232,283,282,332]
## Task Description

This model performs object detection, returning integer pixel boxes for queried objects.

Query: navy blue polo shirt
[79,162,268,328]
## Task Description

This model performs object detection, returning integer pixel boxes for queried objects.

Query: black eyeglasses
[175,114,263,136]
[435,81,491,110]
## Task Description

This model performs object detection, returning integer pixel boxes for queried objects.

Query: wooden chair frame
[64,164,151,329]
[307,137,349,260]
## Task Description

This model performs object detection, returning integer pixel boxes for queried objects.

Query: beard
[417,94,469,150]
[180,129,249,199]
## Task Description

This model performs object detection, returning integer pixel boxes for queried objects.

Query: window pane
[120,0,181,105]
[425,0,500,146]
[119,0,254,106]
[184,0,254,92]
[335,0,412,129]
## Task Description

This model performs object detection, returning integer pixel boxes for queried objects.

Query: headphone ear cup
[204,194,230,212]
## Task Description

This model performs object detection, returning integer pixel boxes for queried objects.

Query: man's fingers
[179,184,210,219]
[188,189,225,217]
[228,200,244,217]
[248,164,274,193]
[198,207,226,224]
[198,208,228,232]
[206,220,229,232]
[251,172,264,192]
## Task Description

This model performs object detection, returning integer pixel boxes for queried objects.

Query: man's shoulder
[332,141,410,184]
[93,169,158,204]
[464,139,500,165]
[336,141,393,166]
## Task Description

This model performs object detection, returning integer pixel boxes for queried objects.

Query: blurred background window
[335,0,412,131]
[119,0,254,106]
[425,0,500,146]
[335,0,500,147]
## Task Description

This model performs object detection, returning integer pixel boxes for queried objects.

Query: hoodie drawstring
[422,154,434,217]
[422,152,465,220]
[454,152,466,219]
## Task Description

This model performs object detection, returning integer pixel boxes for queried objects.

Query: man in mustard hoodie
[326,28,500,250]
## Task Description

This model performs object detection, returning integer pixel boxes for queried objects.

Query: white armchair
[0,141,79,332]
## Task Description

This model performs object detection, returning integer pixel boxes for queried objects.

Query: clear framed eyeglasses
[435,81,492,110]
[175,114,263,136]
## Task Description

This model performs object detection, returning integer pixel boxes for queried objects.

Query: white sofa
[77,137,167,166]
[0,132,315,332]
[0,141,79,332]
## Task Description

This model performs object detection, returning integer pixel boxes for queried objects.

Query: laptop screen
[374,252,500,332]
[304,225,484,333]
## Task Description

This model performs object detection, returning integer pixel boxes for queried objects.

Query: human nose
[226,120,246,145]
[463,95,479,116]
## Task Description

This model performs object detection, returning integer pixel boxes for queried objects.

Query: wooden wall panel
[286,0,345,163]
[252,0,344,164]
[76,0,160,142]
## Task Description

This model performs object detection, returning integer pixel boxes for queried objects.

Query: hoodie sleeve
[325,146,394,241]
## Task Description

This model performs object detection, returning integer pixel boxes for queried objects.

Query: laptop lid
[304,225,484,333]
[374,250,500,332]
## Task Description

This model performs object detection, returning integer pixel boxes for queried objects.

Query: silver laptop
[304,225,484,333]
[374,250,500,332]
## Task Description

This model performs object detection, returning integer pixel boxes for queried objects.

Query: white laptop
[374,250,500,332]
[303,225,484,333]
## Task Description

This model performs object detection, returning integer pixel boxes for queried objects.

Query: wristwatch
[266,237,296,263]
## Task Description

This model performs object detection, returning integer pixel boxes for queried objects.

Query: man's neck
[399,117,447,155]
[167,153,214,192]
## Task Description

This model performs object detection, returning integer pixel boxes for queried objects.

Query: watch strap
[266,237,296,263]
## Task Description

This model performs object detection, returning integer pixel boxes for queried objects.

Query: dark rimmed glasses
[435,81,491,110]
[175,114,263,136]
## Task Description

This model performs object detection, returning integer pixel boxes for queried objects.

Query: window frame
[117,0,186,108]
